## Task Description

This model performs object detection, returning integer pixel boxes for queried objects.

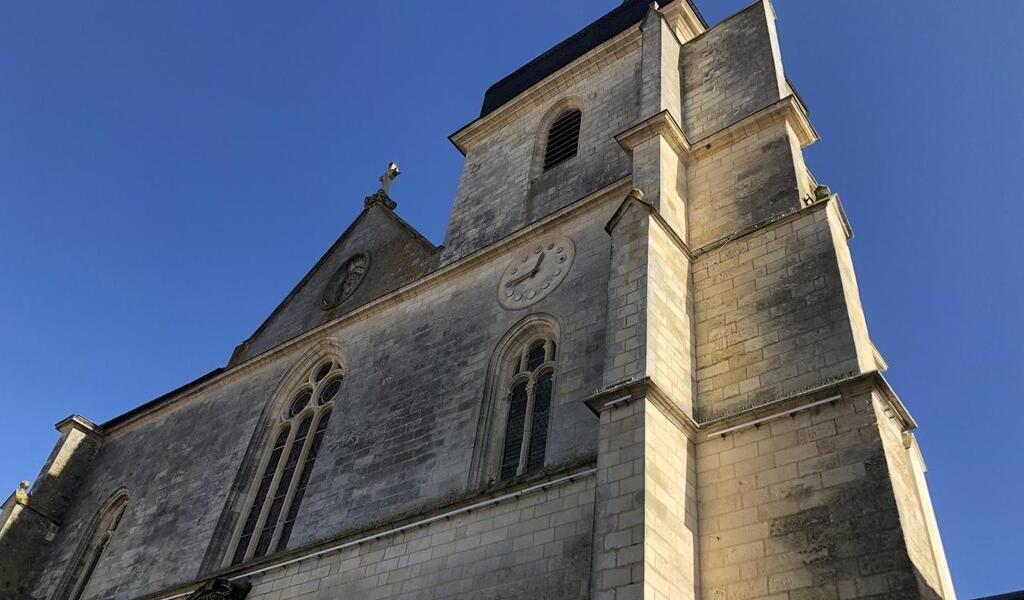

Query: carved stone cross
[379,161,400,195]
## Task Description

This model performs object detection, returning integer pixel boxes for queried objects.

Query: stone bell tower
[575,2,956,600]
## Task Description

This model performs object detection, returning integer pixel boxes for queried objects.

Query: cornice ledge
[139,466,596,600]
[661,0,706,41]
[614,110,691,158]
[697,370,918,440]
[693,95,819,158]
[584,375,699,439]
[450,27,642,155]
[53,414,102,437]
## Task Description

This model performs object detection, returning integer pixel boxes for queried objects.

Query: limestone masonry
[1,1,957,599]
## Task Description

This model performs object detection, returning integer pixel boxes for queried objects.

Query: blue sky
[1,1,1021,597]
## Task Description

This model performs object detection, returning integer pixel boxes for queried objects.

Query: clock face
[498,236,575,310]
[321,253,370,310]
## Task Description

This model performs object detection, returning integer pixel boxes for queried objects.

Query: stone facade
[1,1,956,600]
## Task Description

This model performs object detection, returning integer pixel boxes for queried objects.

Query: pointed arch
[221,337,346,567]
[470,314,561,488]
[52,488,129,600]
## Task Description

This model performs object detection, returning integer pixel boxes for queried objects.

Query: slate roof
[479,0,707,117]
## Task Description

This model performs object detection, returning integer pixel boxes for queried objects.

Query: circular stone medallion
[321,253,370,310]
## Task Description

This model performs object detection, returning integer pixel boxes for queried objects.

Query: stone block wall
[696,380,941,600]
[692,204,862,421]
[680,1,782,142]
[590,398,697,600]
[873,398,946,598]
[687,121,803,250]
[240,474,596,600]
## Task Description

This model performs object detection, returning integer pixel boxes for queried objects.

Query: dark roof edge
[479,0,706,118]
[99,368,226,430]
[99,204,439,431]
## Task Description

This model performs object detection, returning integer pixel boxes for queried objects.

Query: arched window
[229,358,341,565]
[54,491,128,600]
[542,109,582,172]
[472,317,560,486]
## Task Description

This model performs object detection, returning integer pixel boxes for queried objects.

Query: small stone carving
[14,480,30,504]
[321,253,371,310]
[364,162,401,210]
[185,579,252,600]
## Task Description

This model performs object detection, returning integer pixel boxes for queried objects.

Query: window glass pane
[255,415,312,557]
[527,371,554,472]
[233,426,289,565]
[277,408,332,551]
[318,377,342,405]
[500,382,529,480]
[526,341,547,371]
[314,362,333,382]
[288,391,312,418]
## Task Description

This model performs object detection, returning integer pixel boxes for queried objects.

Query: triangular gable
[230,203,439,366]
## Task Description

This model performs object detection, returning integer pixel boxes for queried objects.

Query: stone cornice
[612,95,817,168]
[54,414,101,437]
[698,370,918,438]
[98,177,633,436]
[582,370,918,442]
[662,0,706,41]
[692,95,818,158]
[449,27,642,155]
[614,110,691,158]
[584,376,700,440]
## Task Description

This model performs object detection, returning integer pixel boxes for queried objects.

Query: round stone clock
[498,236,575,310]
[321,253,370,310]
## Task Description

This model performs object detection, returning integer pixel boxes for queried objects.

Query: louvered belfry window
[542,109,582,172]
[499,338,557,480]
[230,359,342,565]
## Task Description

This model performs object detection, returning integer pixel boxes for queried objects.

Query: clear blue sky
[1,1,1021,597]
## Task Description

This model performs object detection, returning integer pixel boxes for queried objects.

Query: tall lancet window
[499,338,557,479]
[542,109,582,172]
[54,490,128,600]
[229,359,341,565]
[472,317,560,486]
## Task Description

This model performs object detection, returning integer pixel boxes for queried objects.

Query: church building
[1,1,957,599]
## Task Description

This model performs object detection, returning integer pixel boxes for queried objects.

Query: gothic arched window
[54,490,128,600]
[229,359,341,565]
[472,317,560,486]
[499,338,557,479]
[542,109,582,172]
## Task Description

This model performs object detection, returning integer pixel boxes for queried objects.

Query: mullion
[276,408,332,551]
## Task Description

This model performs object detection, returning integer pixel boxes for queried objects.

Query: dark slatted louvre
[543,110,582,172]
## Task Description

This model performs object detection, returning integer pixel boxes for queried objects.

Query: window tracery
[471,318,560,487]
[229,359,341,565]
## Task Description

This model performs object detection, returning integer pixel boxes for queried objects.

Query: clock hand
[507,252,545,287]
